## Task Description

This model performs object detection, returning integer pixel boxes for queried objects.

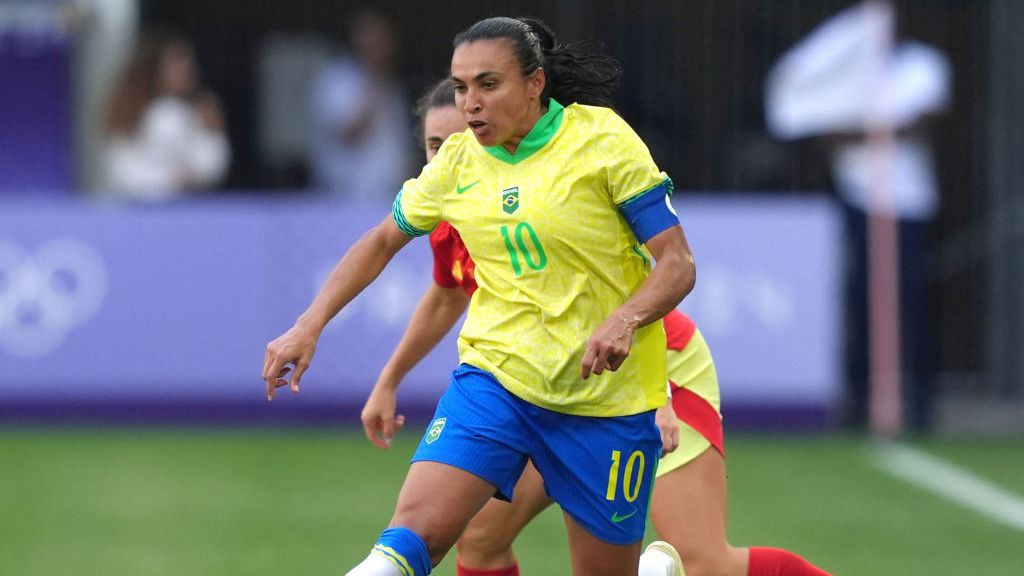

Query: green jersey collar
[484,98,565,165]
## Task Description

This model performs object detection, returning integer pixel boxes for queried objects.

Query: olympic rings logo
[0,238,107,358]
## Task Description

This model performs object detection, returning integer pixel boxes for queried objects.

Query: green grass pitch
[1,427,1021,575]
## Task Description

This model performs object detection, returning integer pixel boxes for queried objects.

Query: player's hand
[581,313,637,379]
[262,322,319,401]
[655,402,679,456]
[361,385,405,449]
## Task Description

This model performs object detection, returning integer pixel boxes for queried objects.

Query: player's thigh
[459,461,552,553]
[563,511,643,576]
[650,447,733,563]
[398,365,532,561]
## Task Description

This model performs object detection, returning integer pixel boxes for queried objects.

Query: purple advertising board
[0,195,842,428]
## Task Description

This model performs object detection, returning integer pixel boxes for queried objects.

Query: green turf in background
[1,429,1022,576]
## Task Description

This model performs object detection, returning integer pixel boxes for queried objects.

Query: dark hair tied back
[454,16,621,108]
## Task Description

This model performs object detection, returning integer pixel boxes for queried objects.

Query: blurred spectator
[309,9,411,202]
[766,0,951,433]
[101,32,230,200]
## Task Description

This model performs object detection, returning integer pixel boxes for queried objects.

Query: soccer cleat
[638,540,686,576]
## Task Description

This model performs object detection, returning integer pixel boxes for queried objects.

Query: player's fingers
[589,351,609,376]
[363,419,388,449]
[265,364,288,400]
[262,347,274,380]
[607,353,627,372]
[264,350,276,381]
[263,343,285,380]
[380,416,395,438]
[394,414,406,431]
[663,430,679,455]
[580,348,596,379]
[289,361,308,393]
[379,417,398,448]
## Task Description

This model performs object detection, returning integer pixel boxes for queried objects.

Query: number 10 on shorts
[606,449,645,502]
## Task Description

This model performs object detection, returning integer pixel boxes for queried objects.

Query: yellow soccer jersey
[393,99,673,416]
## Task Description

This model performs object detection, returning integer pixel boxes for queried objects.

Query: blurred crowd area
[2,0,1023,434]
[2,1,990,197]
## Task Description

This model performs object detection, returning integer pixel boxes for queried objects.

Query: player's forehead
[451,38,519,82]
[423,106,463,138]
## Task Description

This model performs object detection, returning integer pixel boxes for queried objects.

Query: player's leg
[348,365,531,575]
[563,512,644,576]
[563,513,687,576]
[655,327,741,575]
[391,461,504,566]
[653,420,833,576]
[456,461,552,574]
[348,462,497,576]
[655,329,832,576]
[650,444,746,576]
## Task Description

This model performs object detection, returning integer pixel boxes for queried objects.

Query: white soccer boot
[637,540,686,576]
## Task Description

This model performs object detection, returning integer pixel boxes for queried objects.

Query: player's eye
[453,83,467,93]
[482,81,497,90]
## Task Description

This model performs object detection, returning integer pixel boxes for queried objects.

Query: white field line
[869,442,1024,531]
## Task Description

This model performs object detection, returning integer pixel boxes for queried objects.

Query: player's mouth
[468,120,488,136]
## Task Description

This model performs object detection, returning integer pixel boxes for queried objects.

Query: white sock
[345,548,408,576]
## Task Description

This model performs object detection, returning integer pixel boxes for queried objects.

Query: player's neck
[501,102,547,155]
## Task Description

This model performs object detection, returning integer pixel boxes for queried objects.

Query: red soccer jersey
[429,221,477,296]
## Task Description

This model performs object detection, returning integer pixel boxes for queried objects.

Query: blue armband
[617,178,679,243]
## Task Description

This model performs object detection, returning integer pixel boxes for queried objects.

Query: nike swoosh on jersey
[456,180,481,194]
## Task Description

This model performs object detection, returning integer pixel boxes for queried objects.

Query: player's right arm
[262,214,414,400]
[362,282,470,449]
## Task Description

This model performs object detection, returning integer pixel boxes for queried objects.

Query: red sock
[748,547,832,576]
[456,560,520,576]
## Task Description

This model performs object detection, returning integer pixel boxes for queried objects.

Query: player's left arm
[582,111,695,378]
[581,224,694,378]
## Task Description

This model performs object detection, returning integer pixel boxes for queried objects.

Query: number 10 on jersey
[501,222,547,276]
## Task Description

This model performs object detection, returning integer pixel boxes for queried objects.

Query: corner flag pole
[864,0,903,438]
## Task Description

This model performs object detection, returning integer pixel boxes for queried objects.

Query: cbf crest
[502,187,519,214]
[425,417,446,444]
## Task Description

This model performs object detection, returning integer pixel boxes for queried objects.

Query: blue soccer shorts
[411,363,661,545]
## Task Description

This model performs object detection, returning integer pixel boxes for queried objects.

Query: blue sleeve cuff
[617,178,679,243]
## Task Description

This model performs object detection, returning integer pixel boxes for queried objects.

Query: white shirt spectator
[105,97,230,201]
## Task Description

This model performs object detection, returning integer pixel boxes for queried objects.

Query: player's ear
[529,68,545,101]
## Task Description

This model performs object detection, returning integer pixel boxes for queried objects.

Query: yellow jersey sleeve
[593,110,670,205]
[392,135,462,236]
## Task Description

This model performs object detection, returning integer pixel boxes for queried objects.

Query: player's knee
[390,507,462,565]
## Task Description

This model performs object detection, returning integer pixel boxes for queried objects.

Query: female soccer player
[264,16,694,576]
[364,80,834,576]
